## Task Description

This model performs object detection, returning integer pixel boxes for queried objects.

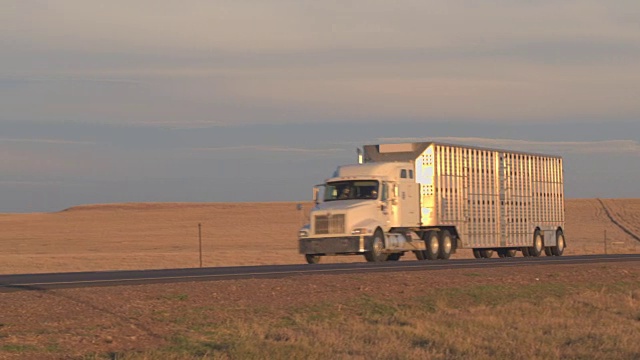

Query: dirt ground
[0,261,638,359]
[0,199,639,274]
[0,200,639,358]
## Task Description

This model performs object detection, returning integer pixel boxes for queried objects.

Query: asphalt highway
[1,254,638,292]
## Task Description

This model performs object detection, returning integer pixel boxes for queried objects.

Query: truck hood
[313,200,377,212]
[309,200,384,236]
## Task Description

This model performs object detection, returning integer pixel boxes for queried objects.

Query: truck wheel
[414,250,426,261]
[473,249,482,259]
[529,231,544,257]
[497,249,507,258]
[305,254,321,264]
[423,231,439,260]
[552,230,565,256]
[438,230,453,260]
[521,247,531,257]
[544,247,553,256]
[480,249,494,258]
[364,230,388,262]
[387,253,402,261]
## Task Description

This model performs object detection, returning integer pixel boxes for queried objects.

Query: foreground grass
[79,280,640,360]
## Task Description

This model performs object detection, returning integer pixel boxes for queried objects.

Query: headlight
[298,229,310,238]
[351,228,371,235]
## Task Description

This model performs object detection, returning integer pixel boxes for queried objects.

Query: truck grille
[314,214,346,234]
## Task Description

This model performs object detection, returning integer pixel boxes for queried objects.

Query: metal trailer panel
[364,142,565,249]
[420,144,564,249]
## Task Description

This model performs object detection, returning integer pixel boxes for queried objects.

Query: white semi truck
[298,142,565,263]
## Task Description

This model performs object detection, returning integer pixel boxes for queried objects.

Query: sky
[1,1,640,212]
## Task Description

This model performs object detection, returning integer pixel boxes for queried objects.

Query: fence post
[297,203,304,227]
[199,223,203,268]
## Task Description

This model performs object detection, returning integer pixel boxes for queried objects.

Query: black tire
[364,230,388,262]
[472,249,482,259]
[552,230,566,256]
[438,230,453,260]
[498,249,516,258]
[529,230,543,257]
[387,253,402,261]
[305,254,321,264]
[414,250,426,261]
[423,231,439,260]
[522,247,531,257]
[544,247,553,256]
[480,249,494,258]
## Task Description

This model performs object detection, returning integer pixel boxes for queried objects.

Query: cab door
[379,182,395,228]
[398,168,420,226]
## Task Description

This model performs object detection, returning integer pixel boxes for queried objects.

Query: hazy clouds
[3,1,640,126]
[2,2,640,211]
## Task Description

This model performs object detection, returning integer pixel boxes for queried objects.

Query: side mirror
[313,186,320,204]
[384,183,398,203]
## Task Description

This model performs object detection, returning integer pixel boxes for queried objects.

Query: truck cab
[298,162,425,263]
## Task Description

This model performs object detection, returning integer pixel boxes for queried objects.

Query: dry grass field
[1,199,639,359]
[0,263,638,359]
[0,199,639,274]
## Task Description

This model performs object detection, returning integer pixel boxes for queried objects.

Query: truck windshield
[324,180,379,201]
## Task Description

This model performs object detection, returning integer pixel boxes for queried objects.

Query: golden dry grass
[1,263,638,359]
[0,199,638,274]
[567,199,640,255]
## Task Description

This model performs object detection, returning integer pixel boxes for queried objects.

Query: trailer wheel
[472,249,482,259]
[364,230,388,262]
[529,230,544,257]
[544,247,553,256]
[552,230,565,256]
[480,249,494,258]
[423,231,439,260]
[305,254,321,264]
[438,230,453,260]
[414,250,426,261]
[521,247,531,257]
[498,249,517,258]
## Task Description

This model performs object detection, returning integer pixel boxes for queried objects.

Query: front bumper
[299,236,373,255]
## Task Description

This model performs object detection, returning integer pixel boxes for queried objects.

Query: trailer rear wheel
[473,249,482,259]
[423,231,440,260]
[544,247,553,256]
[529,230,544,257]
[414,250,426,261]
[364,230,388,262]
[552,230,565,256]
[498,249,517,258]
[521,247,531,257]
[305,254,321,264]
[480,249,494,258]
